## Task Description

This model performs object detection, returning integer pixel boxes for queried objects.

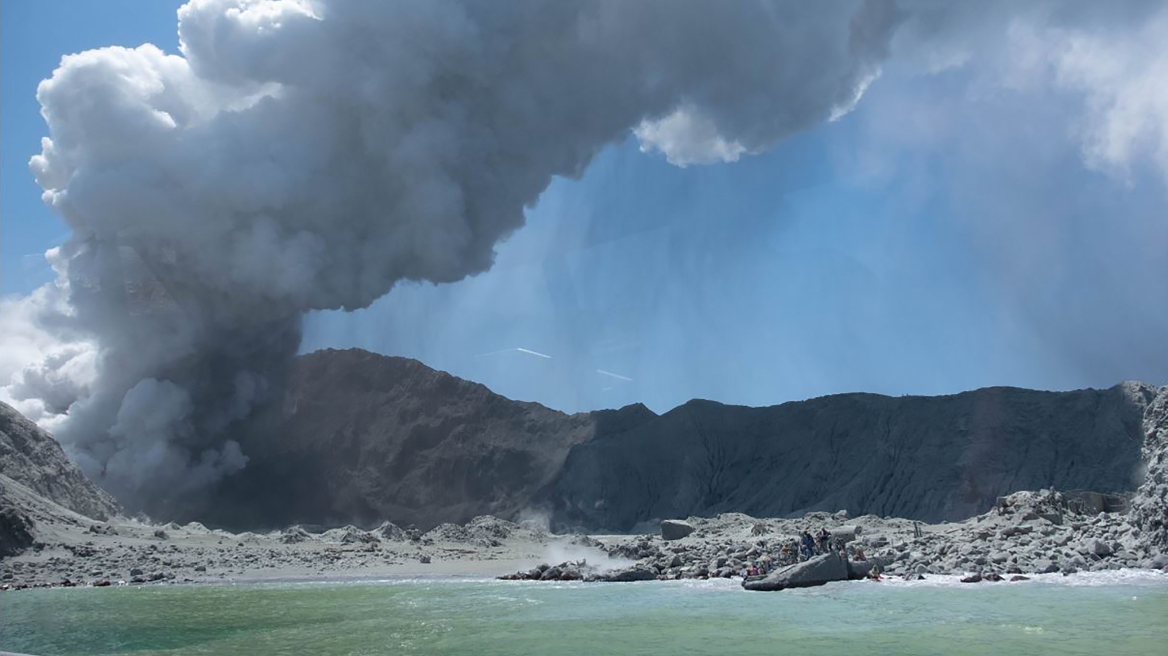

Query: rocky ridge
[209,348,656,530]
[544,382,1156,530]
[216,349,1158,532]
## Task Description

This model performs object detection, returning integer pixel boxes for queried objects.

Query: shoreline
[4,488,1167,593]
[6,566,1166,594]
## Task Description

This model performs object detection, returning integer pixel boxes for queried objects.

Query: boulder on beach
[1087,538,1112,556]
[830,525,862,543]
[499,560,588,581]
[661,519,695,541]
[587,565,657,582]
[742,552,850,591]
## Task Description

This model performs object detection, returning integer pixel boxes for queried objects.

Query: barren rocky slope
[544,383,1156,531]
[1130,385,1168,552]
[213,349,1156,532]
[208,349,655,529]
[1,401,119,521]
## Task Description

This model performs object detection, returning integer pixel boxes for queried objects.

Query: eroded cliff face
[0,401,119,521]
[541,383,1157,531]
[205,349,656,530]
[203,349,1155,532]
[1130,386,1168,552]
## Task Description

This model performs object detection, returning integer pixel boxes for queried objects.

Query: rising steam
[3,0,901,516]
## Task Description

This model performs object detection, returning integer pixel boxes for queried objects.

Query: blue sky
[4,1,1166,415]
[2,1,179,296]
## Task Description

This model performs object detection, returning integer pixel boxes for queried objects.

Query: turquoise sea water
[2,571,1166,656]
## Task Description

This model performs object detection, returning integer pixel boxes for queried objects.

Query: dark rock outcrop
[205,350,1156,532]
[743,552,850,591]
[587,565,657,582]
[0,498,36,557]
[545,382,1155,530]
[660,519,695,541]
[0,401,119,520]
[209,349,657,530]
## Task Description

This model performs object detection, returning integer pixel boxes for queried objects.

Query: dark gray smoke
[6,0,905,516]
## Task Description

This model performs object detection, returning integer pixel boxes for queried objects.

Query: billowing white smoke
[3,0,901,516]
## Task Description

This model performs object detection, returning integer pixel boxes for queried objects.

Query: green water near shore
[3,572,1166,655]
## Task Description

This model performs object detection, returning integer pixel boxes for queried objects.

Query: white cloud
[0,252,98,429]
[634,106,748,167]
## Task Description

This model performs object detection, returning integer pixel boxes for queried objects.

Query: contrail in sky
[596,369,633,382]
[474,347,552,359]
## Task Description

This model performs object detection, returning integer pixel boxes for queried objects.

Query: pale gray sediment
[2,484,1166,591]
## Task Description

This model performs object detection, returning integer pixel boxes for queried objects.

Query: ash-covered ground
[3,485,1164,591]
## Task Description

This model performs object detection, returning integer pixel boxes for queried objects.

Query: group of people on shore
[741,527,869,579]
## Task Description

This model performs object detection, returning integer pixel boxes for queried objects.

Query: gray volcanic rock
[661,519,695,541]
[0,496,36,557]
[743,552,850,591]
[212,349,657,530]
[375,521,407,541]
[1130,386,1168,552]
[546,383,1155,530]
[587,565,658,582]
[0,401,119,520]
[279,526,312,544]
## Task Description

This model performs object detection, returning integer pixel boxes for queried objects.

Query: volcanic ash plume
[2,0,901,516]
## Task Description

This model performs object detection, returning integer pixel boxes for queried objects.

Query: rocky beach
[3,483,1165,591]
[4,372,1168,593]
